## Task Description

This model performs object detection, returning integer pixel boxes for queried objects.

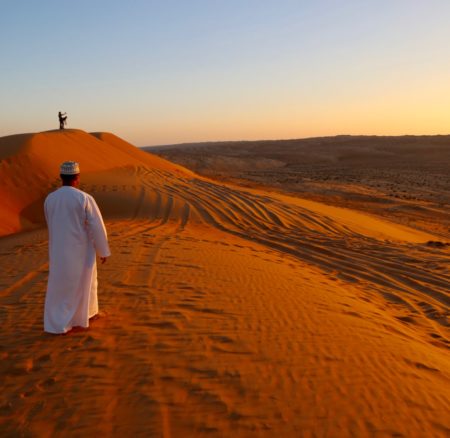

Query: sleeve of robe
[85,195,111,257]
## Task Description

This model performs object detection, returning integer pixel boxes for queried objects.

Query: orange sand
[0,130,449,436]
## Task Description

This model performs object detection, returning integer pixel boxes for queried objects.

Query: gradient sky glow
[1,0,449,145]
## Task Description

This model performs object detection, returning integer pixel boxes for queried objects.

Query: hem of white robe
[44,310,98,334]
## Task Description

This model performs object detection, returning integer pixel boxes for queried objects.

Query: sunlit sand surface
[1,130,449,436]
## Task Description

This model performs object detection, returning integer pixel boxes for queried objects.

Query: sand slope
[1,130,449,436]
[149,135,450,238]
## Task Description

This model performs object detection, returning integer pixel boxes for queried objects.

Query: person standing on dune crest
[58,111,67,129]
[44,161,110,334]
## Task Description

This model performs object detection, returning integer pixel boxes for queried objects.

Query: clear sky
[1,0,449,146]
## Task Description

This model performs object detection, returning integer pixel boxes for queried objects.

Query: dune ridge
[0,130,449,436]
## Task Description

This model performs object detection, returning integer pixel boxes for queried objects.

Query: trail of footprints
[132,168,449,342]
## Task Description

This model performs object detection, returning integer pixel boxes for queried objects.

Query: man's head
[60,161,80,187]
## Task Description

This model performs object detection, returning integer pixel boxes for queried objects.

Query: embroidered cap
[60,161,80,175]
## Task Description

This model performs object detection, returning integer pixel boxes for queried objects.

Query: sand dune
[1,130,449,436]
[0,129,190,236]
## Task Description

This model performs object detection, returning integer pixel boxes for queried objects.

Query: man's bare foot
[89,311,107,322]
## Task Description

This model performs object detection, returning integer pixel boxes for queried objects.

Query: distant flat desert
[1,130,449,436]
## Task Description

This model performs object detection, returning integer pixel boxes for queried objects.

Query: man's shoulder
[46,187,89,202]
[45,188,61,203]
[73,188,99,208]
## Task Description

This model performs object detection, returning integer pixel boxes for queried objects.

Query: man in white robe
[44,161,110,334]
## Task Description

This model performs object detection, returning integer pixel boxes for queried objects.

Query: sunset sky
[1,0,449,146]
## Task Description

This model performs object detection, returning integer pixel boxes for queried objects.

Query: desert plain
[0,130,449,436]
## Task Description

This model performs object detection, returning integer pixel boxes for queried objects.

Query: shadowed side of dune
[0,129,191,235]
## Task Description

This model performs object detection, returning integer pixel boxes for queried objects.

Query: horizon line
[142,132,450,148]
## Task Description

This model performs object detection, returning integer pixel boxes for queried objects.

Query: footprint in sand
[209,335,234,344]
[148,321,180,330]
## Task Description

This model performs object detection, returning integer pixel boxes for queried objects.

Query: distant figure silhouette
[58,111,67,129]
